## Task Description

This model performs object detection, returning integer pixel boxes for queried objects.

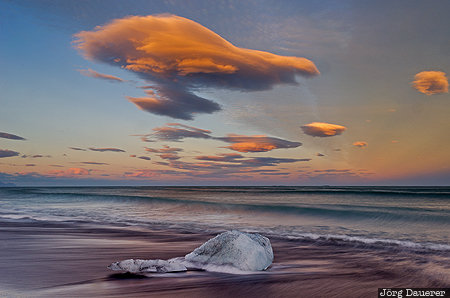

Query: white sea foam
[108,259,187,273]
[282,232,450,251]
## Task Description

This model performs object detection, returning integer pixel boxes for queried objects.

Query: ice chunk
[185,230,273,271]
[108,258,187,273]
[107,230,273,274]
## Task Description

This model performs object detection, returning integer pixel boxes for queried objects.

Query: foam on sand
[108,259,187,273]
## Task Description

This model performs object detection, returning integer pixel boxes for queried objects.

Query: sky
[0,0,449,186]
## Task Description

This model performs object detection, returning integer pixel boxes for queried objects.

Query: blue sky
[1,0,449,186]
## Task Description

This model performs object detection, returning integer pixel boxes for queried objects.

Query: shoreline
[1,220,448,297]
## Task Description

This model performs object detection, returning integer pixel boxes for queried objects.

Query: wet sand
[0,221,448,298]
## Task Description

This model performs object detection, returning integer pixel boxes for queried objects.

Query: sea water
[1,186,449,252]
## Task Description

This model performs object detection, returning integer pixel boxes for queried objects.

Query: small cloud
[89,147,125,152]
[21,154,51,158]
[301,122,346,137]
[145,145,183,153]
[196,153,245,162]
[48,167,91,177]
[259,172,290,176]
[67,167,90,176]
[145,146,183,160]
[78,68,124,82]
[0,132,26,140]
[158,153,179,160]
[353,141,368,148]
[137,156,151,161]
[219,134,301,153]
[127,86,220,120]
[80,161,109,165]
[69,147,87,151]
[316,153,325,157]
[243,157,311,166]
[124,170,157,178]
[141,123,212,142]
[129,155,151,161]
[412,71,448,95]
[0,149,20,158]
[124,169,184,178]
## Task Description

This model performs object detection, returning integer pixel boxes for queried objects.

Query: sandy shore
[0,220,448,297]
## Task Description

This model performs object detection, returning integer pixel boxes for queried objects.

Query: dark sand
[0,221,448,297]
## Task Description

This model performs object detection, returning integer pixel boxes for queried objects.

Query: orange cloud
[220,134,302,153]
[140,124,301,153]
[301,122,347,137]
[48,167,91,177]
[68,168,90,175]
[412,71,448,95]
[78,68,124,82]
[353,141,368,148]
[74,14,319,119]
[226,142,276,153]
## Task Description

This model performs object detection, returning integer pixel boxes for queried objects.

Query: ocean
[0,186,449,297]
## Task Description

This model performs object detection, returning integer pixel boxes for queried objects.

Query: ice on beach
[185,230,273,271]
[107,230,273,274]
[108,259,187,273]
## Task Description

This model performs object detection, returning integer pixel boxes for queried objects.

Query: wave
[3,186,450,197]
[4,188,449,224]
[1,186,449,256]
[277,232,450,252]
[1,214,449,254]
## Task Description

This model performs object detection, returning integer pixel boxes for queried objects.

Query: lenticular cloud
[301,122,346,137]
[412,71,448,95]
[74,14,319,119]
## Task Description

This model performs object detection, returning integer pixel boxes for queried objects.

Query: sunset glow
[1,1,449,186]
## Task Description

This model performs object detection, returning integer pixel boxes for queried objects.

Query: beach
[1,220,448,297]
[0,187,449,297]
